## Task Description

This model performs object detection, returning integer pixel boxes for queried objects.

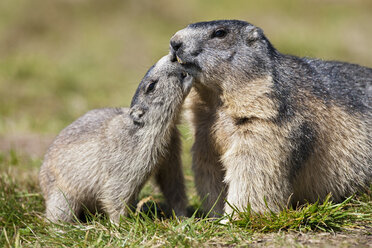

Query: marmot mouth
[181,61,202,74]
[170,52,186,65]
[170,50,187,65]
[176,55,185,65]
[176,55,201,70]
[171,51,202,76]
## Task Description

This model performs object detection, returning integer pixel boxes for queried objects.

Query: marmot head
[129,55,193,126]
[170,20,275,91]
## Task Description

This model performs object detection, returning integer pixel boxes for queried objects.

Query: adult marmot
[170,20,371,216]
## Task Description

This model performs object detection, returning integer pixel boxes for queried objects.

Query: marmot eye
[212,29,227,39]
[181,72,187,79]
[145,80,157,93]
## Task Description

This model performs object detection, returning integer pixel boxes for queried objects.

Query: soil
[252,225,372,247]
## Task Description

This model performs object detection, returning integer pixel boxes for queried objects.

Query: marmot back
[170,20,371,216]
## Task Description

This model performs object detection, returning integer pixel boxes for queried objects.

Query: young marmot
[170,20,371,216]
[39,55,193,223]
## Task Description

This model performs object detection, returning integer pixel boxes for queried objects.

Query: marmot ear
[243,26,263,46]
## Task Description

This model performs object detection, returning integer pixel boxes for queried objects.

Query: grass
[231,194,371,233]
[0,151,371,247]
[1,0,372,135]
[0,0,371,246]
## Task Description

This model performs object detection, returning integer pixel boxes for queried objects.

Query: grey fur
[39,55,193,223]
[170,20,371,216]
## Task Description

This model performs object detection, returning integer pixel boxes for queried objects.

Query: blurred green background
[0,0,371,168]
[0,0,371,136]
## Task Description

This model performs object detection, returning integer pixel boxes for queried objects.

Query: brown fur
[171,20,371,216]
[185,70,370,216]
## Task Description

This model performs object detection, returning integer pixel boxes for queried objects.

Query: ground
[0,134,371,247]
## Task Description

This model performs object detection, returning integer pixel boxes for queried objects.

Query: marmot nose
[170,40,183,52]
[130,107,146,125]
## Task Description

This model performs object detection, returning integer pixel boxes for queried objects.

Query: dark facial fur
[170,20,276,91]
